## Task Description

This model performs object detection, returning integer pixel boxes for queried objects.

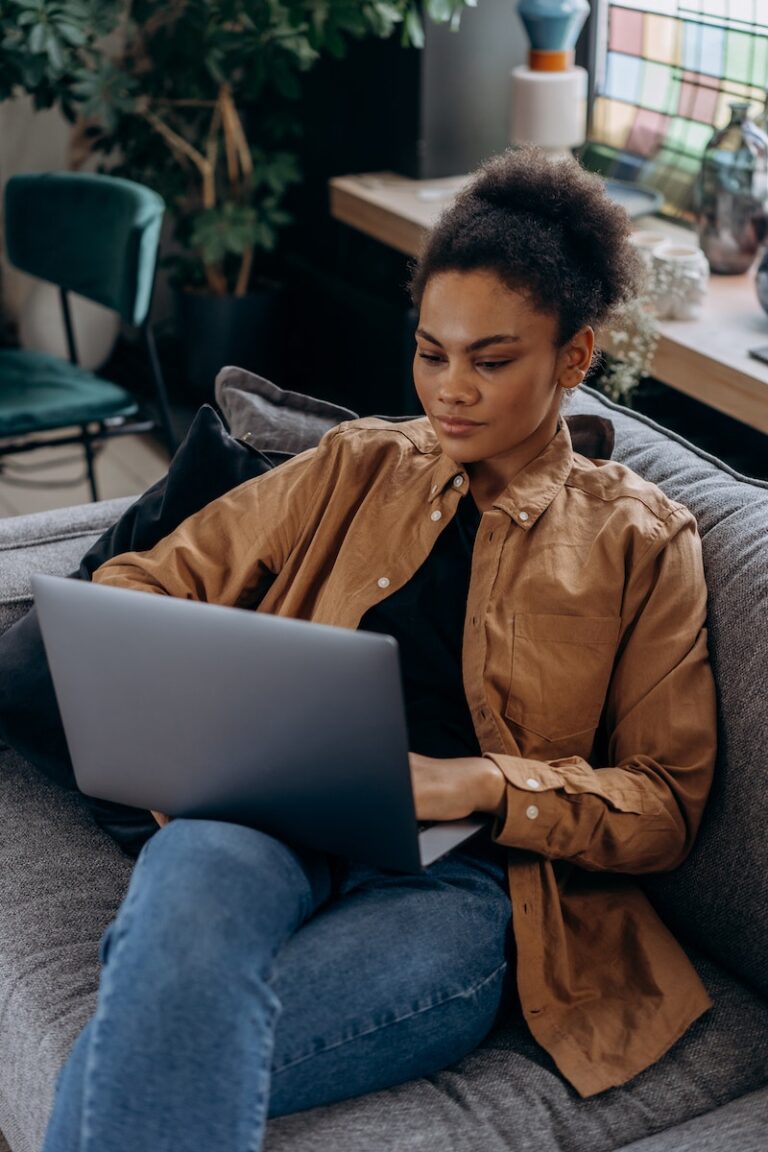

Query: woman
[42,145,717,1150]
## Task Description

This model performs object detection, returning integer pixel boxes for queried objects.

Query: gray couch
[1,385,767,1152]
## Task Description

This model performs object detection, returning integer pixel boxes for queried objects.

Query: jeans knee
[143,818,289,902]
[146,816,260,869]
[115,819,318,971]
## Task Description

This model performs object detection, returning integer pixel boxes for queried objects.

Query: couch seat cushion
[1,748,767,1152]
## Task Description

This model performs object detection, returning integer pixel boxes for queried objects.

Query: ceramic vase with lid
[694,101,768,274]
[516,0,590,59]
[511,0,591,156]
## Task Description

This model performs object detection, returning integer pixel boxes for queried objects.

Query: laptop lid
[33,575,487,871]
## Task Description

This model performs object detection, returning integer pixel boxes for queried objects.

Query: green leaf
[46,31,64,71]
[54,21,88,47]
[322,24,346,58]
[403,7,424,48]
[267,207,293,227]
[426,0,453,21]
[28,23,46,54]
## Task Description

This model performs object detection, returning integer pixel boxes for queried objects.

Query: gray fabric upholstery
[0,497,134,633]
[1,386,767,1151]
[614,1086,768,1152]
[264,954,768,1152]
[1,743,767,1152]
[570,387,768,1000]
[0,751,133,1152]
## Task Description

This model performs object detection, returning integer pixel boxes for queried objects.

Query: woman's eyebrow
[416,328,522,351]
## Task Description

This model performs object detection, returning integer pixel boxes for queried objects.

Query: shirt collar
[427,417,575,530]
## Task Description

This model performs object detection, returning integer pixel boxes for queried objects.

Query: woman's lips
[435,416,483,436]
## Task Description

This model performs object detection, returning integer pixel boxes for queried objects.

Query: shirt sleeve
[91,434,335,604]
[485,507,718,874]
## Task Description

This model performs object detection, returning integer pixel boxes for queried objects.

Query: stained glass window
[581,1,768,217]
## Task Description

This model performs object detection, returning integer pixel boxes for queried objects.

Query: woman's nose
[437,364,477,404]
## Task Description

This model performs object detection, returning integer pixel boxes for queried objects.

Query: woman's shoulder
[319,415,438,457]
[566,451,694,529]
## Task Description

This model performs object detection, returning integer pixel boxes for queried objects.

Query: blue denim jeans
[42,818,514,1152]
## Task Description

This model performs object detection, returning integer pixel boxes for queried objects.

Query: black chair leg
[143,324,178,457]
[82,426,99,502]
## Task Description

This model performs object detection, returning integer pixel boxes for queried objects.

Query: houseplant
[64,0,482,394]
[0,0,120,112]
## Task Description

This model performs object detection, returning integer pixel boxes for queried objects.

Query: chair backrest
[571,385,768,997]
[4,173,165,328]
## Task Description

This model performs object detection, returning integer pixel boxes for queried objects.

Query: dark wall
[265,35,420,415]
[270,4,584,416]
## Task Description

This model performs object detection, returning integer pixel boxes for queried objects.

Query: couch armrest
[0,497,134,636]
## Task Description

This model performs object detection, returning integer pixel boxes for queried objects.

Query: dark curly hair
[408,144,643,349]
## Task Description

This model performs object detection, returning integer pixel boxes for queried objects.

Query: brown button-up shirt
[92,415,717,1097]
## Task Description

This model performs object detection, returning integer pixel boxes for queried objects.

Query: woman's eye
[477,360,511,370]
[417,352,443,364]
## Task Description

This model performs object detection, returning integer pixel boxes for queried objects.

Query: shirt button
[526,805,539,820]
[377,577,391,589]
[519,510,529,522]
[526,778,540,789]
[453,475,464,488]
[430,510,442,522]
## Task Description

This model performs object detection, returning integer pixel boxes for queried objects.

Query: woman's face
[413,269,592,477]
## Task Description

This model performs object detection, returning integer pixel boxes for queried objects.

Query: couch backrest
[0,498,135,636]
[2,392,767,997]
[571,386,768,997]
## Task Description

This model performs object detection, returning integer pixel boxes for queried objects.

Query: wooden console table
[329,172,768,436]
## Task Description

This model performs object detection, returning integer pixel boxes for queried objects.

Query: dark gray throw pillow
[215,366,359,453]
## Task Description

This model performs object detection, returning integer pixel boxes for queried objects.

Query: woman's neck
[466,415,561,510]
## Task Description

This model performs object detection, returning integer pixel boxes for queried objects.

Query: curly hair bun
[409,143,643,344]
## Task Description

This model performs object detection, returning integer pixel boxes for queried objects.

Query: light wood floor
[0,429,172,518]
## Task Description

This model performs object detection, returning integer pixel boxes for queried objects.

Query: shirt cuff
[482,752,566,848]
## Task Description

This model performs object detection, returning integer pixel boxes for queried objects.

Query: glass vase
[694,102,768,274]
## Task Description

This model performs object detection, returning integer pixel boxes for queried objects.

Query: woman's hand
[151,809,172,828]
[409,753,506,822]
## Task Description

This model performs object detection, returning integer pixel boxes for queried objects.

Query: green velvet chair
[0,172,177,502]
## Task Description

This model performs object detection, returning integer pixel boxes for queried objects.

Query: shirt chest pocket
[505,613,621,743]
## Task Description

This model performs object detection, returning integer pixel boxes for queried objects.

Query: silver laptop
[32,574,486,872]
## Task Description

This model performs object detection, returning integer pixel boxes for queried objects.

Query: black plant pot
[176,281,283,402]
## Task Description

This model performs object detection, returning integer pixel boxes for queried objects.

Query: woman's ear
[558,326,595,389]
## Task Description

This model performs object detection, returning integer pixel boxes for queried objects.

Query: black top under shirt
[359,490,483,760]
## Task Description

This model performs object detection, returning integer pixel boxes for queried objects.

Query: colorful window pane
[586,1,768,216]
[643,15,680,65]
[605,52,644,100]
[610,6,644,53]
